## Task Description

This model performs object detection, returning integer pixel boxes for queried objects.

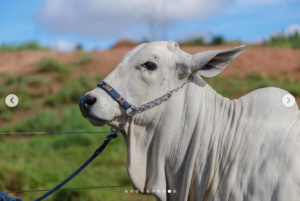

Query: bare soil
[1,45,300,79]
[0,44,300,118]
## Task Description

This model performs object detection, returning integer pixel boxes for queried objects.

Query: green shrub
[27,75,49,86]
[0,41,48,52]
[264,31,300,49]
[1,73,49,86]
[210,36,226,45]
[1,73,27,86]
[46,76,98,106]
[76,51,93,66]
[186,37,205,46]
[75,43,83,51]
[36,57,65,73]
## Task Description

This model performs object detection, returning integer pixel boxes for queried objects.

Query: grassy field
[0,55,154,201]
[0,106,153,201]
[0,55,299,201]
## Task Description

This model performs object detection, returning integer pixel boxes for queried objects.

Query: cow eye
[142,62,157,71]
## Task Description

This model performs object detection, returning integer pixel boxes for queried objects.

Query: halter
[97,74,194,117]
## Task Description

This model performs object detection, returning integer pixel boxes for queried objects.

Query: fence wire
[0,132,110,135]
[6,185,132,194]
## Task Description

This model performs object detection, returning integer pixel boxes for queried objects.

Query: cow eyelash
[142,62,157,71]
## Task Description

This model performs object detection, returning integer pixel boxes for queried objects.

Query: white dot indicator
[173,190,177,193]
[130,190,133,193]
[168,190,171,193]
[282,94,296,107]
[135,190,139,193]
[140,190,144,193]
[157,190,160,193]
[125,190,128,193]
[146,190,150,193]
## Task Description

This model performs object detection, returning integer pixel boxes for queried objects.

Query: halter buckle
[126,105,136,117]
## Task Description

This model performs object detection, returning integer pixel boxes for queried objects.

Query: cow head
[79,41,244,129]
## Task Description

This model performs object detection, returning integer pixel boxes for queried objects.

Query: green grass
[0,73,27,86]
[0,73,50,119]
[264,31,300,49]
[46,75,100,106]
[204,73,300,98]
[0,104,12,122]
[36,57,67,73]
[185,37,205,46]
[0,73,49,88]
[0,105,153,201]
[27,76,50,87]
[0,41,49,52]
[75,51,93,66]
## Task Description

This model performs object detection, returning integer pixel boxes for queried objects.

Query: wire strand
[0,132,110,135]
[6,185,132,194]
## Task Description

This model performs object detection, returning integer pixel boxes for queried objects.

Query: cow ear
[189,45,245,77]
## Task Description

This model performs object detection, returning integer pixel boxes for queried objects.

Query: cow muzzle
[79,95,97,117]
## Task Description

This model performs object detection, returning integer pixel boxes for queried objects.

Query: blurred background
[0,0,300,200]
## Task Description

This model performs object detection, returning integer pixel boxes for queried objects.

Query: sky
[0,0,299,51]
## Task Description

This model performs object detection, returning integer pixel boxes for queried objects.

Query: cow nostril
[84,95,97,106]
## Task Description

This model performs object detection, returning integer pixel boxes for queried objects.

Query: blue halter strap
[97,74,193,117]
[97,81,132,110]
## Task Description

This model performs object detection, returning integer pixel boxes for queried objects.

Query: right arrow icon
[282,94,295,108]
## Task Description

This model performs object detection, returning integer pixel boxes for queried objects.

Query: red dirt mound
[0,45,300,79]
[110,40,140,49]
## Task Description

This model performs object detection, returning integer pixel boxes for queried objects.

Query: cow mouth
[86,117,109,126]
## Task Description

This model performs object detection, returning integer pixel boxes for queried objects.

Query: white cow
[79,41,300,201]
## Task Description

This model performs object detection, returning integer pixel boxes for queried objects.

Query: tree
[210,36,226,45]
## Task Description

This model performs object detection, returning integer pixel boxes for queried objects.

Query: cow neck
[173,75,243,200]
[123,75,243,200]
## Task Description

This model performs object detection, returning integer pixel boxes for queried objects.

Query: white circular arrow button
[5,94,18,107]
[282,94,295,108]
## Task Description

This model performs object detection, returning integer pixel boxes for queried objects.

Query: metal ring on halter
[126,105,137,117]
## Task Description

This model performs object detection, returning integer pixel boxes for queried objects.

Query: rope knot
[94,133,118,156]
[0,191,22,201]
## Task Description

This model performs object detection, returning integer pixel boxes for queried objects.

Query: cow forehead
[143,41,179,54]
[124,41,179,61]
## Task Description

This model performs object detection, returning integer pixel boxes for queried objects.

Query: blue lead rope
[0,132,118,201]
[0,191,22,201]
[34,132,118,201]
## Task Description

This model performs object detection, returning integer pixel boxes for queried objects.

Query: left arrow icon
[5,94,18,107]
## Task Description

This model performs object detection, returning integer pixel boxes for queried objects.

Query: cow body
[80,41,300,201]
[124,75,300,201]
